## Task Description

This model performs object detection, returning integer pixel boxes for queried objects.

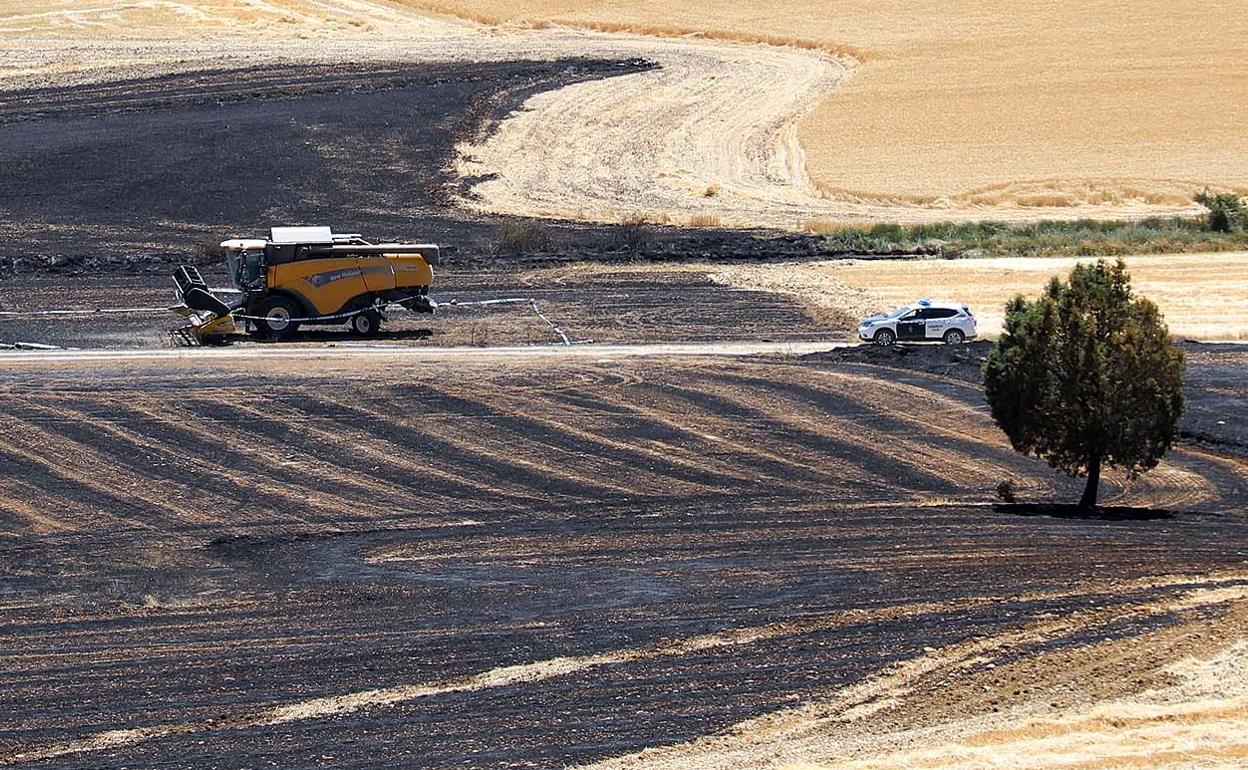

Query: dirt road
[0,340,841,364]
[0,350,1245,768]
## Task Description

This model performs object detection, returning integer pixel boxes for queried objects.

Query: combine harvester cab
[172,227,438,344]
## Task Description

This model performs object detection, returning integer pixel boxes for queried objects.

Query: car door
[925,308,957,338]
[897,309,927,341]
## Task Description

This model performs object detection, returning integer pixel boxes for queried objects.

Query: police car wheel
[873,328,896,347]
[944,329,965,345]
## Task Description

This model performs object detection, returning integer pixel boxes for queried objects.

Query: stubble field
[1,349,1246,768]
[4,0,1243,230]
[410,0,1248,208]
[702,252,1248,341]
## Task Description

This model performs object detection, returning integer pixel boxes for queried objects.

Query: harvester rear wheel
[349,309,382,337]
[255,296,301,341]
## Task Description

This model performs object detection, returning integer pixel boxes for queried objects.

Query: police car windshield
[885,306,912,319]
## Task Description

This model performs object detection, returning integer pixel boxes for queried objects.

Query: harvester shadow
[993,503,1175,521]
[257,329,434,344]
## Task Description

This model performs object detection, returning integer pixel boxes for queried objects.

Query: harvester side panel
[268,259,369,316]
[360,257,398,294]
[390,255,433,290]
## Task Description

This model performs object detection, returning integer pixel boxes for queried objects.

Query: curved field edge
[390,0,1248,217]
[449,29,1203,229]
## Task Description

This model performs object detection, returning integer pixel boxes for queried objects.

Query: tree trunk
[1079,455,1101,512]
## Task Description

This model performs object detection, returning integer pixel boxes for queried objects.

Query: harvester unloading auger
[172,227,438,345]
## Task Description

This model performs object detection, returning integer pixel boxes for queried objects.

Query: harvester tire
[255,296,302,341]
[349,309,381,337]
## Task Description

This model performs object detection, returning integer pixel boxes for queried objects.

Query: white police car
[857,299,977,346]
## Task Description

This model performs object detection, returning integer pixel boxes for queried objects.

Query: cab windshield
[886,306,913,319]
[226,249,266,290]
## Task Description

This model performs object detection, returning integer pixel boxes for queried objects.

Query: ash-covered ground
[0,59,826,279]
[0,353,1245,769]
[0,47,1244,770]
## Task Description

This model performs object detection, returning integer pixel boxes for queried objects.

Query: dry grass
[802,219,874,235]
[785,642,1248,770]
[397,5,869,60]
[0,0,397,37]
[687,213,721,228]
[495,218,554,255]
[407,0,1248,205]
[707,253,1248,341]
[613,213,656,253]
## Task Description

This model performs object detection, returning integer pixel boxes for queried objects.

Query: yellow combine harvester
[173,227,438,344]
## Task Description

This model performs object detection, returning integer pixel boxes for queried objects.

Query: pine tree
[983,259,1184,511]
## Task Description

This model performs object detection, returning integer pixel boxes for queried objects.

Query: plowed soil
[0,349,1245,769]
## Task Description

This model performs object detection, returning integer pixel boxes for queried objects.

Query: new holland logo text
[306,267,362,288]
[304,265,392,288]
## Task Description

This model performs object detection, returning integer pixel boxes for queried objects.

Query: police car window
[930,308,958,319]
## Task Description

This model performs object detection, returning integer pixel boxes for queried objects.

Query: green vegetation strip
[817,218,1248,259]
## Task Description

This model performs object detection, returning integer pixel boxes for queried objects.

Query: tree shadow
[993,503,1175,521]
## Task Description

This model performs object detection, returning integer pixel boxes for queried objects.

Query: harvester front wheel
[255,296,302,341]
[349,309,381,337]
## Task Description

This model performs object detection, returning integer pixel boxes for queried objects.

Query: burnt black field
[0,49,1245,770]
[0,354,1245,768]
[0,59,823,276]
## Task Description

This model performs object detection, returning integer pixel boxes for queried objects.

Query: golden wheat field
[409,0,1248,208]
[6,0,1245,225]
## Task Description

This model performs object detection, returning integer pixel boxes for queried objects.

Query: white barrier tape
[232,295,582,346]
[436,297,579,346]
[527,301,573,346]
[442,298,531,307]
[0,294,584,347]
[0,306,178,316]
[232,304,393,325]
